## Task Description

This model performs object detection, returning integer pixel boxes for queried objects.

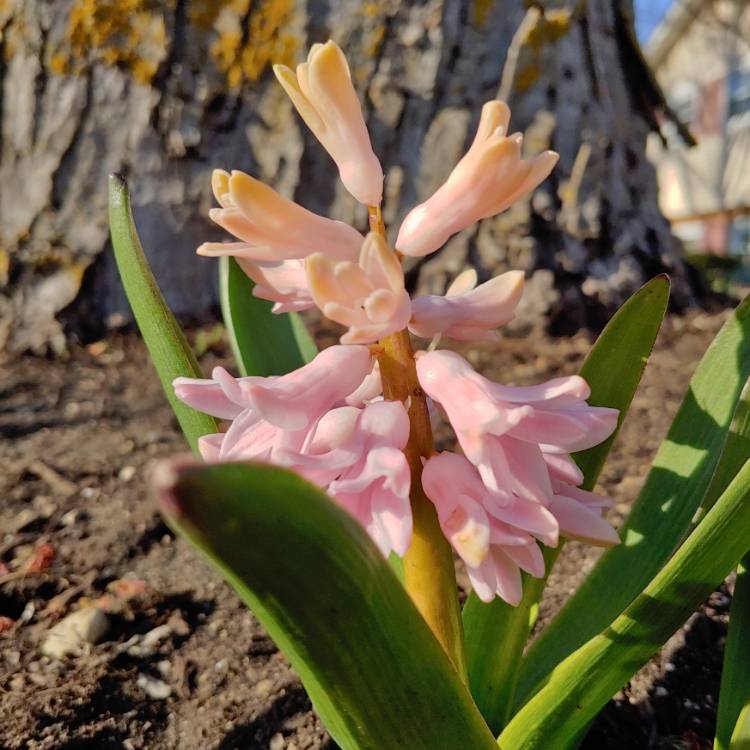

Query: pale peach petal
[274,41,383,205]
[409,270,524,340]
[237,258,313,312]
[308,233,411,344]
[396,100,559,257]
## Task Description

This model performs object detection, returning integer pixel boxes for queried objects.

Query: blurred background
[1,0,748,355]
[4,3,750,748]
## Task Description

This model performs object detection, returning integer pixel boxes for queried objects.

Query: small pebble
[61,509,80,526]
[119,465,136,482]
[41,607,109,659]
[254,678,274,699]
[137,674,172,700]
[156,660,171,677]
[5,650,20,667]
[269,733,285,750]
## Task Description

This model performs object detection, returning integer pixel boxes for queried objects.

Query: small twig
[0,569,44,586]
[498,6,542,102]
[27,460,77,497]
[42,572,97,616]
[559,141,592,234]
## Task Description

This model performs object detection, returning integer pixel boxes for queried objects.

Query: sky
[635,0,674,43]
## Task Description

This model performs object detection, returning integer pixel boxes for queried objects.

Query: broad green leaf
[219,256,317,376]
[463,275,670,733]
[156,460,497,750]
[716,556,750,750]
[516,293,750,709]
[696,379,750,528]
[108,174,217,453]
[498,458,750,749]
[730,702,750,750]
[707,383,750,750]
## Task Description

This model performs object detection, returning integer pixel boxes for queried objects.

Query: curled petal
[274,41,383,205]
[409,270,524,340]
[237,258,314,313]
[330,446,412,557]
[198,169,363,263]
[543,452,584,486]
[308,233,411,344]
[396,100,558,257]
[548,493,620,547]
[242,345,373,431]
[343,362,382,406]
[172,377,243,420]
[446,268,478,296]
[468,549,523,606]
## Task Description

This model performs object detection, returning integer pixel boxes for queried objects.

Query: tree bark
[0,0,694,353]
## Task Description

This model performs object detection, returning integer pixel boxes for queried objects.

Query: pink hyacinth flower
[409,269,525,341]
[416,350,618,500]
[197,169,363,263]
[544,453,620,546]
[236,258,313,313]
[326,401,412,557]
[423,452,550,605]
[173,344,373,456]
[274,41,384,206]
[307,232,411,344]
[396,101,559,257]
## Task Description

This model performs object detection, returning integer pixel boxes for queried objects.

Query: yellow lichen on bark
[54,0,170,84]
[49,0,295,87]
[514,8,573,94]
[205,0,297,88]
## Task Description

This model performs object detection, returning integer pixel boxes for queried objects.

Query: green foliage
[108,174,217,453]
[498,458,750,749]
[716,556,750,750]
[219,256,316,376]
[463,275,670,733]
[730,702,750,750]
[516,294,750,710]
[156,460,497,750]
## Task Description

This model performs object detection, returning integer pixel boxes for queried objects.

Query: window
[730,215,750,256]
[669,80,698,127]
[729,68,750,118]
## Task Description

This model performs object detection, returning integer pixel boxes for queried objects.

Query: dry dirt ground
[0,310,737,749]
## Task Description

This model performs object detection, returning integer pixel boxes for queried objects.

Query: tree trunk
[0,0,694,353]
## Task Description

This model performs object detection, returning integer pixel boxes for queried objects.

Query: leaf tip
[151,455,199,520]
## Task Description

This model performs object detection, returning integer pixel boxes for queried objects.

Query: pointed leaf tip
[151,456,200,520]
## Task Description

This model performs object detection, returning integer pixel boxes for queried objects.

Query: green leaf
[516,293,750,710]
[155,460,497,750]
[462,275,670,733]
[730,701,750,750]
[696,380,750,528]
[219,256,317,376]
[707,383,750,750]
[498,458,750,750]
[108,174,217,453]
[716,556,750,750]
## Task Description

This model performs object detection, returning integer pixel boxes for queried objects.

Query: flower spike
[274,41,384,206]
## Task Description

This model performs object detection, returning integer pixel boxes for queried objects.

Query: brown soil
[0,311,735,749]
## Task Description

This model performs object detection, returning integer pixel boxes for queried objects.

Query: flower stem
[369,204,467,680]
